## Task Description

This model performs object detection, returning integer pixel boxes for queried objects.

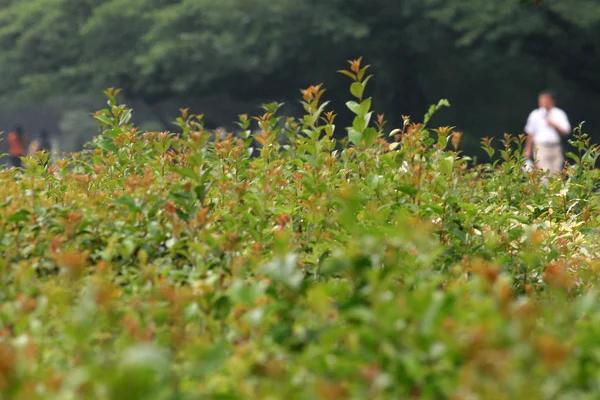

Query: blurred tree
[1,0,599,100]
[422,0,600,91]
[0,0,598,155]
[0,0,594,97]
[0,0,367,100]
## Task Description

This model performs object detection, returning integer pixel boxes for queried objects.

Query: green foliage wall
[1,62,600,398]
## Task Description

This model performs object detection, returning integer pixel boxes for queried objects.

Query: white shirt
[525,107,571,145]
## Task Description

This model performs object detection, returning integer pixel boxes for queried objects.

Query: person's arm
[547,110,571,136]
[524,112,535,158]
[524,134,534,159]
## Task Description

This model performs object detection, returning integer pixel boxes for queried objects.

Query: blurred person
[7,125,27,169]
[523,90,571,176]
[28,129,52,154]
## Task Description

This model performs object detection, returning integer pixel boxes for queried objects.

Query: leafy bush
[1,60,600,399]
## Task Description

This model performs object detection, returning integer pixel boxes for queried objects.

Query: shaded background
[0,0,598,160]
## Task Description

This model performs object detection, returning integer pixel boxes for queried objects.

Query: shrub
[1,60,600,399]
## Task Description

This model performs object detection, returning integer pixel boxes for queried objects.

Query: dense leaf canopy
[0,0,598,99]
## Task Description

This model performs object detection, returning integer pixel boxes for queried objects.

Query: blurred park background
[0,0,598,160]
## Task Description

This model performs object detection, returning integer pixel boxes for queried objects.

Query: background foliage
[0,0,598,156]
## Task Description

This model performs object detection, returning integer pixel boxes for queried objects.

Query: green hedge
[1,60,600,399]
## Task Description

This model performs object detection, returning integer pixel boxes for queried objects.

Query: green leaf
[427,204,444,214]
[566,152,580,163]
[7,209,31,223]
[173,167,199,181]
[348,129,362,146]
[213,296,232,320]
[97,140,119,153]
[195,182,212,203]
[509,227,524,241]
[350,82,364,99]
[363,112,373,127]
[119,109,133,126]
[346,101,361,116]
[115,196,140,212]
[438,135,448,148]
[397,185,419,196]
[188,152,204,167]
[449,228,466,242]
[352,116,367,134]
[363,127,377,147]
[119,238,137,258]
[440,156,454,176]
[338,69,357,80]
[505,214,529,224]
[94,114,113,126]
[359,98,372,115]
[345,307,375,324]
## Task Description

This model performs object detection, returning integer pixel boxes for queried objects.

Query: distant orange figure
[7,125,27,168]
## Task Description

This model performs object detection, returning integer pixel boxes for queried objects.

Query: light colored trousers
[534,144,564,175]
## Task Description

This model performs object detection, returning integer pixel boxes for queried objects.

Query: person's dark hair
[39,129,52,150]
[539,90,558,103]
[14,125,24,140]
